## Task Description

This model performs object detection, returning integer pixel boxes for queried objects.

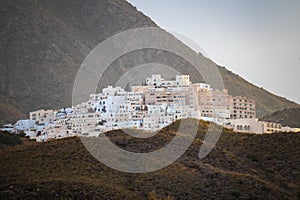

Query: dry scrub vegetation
[0,119,299,199]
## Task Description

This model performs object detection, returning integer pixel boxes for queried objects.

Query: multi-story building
[10,74,300,142]
[197,86,232,118]
[230,96,256,119]
[144,87,190,107]
[29,109,57,124]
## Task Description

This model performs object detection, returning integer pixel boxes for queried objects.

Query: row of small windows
[231,114,253,119]
[233,99,253,103]
[233,110,255,114]
[266,123,282,129]
[236,125,250,130]
[233,106,253,109]
[233,103,253,106]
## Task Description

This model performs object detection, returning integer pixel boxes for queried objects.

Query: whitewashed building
[5,74,300,141]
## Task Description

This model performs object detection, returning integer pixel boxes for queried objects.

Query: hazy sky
[127,0,300,103]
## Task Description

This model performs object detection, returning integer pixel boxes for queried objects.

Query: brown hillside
[0,119,299,199]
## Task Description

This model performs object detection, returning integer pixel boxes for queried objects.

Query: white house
[15,119,36,132]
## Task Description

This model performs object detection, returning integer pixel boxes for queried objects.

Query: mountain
[0,119,299,199]
[0,0,298,126]
[262,107,300,128]
[0,0,156,125]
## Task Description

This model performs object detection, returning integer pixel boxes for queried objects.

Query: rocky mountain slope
[0,119,299,199]
[262,107,300,128]
[0,0,298,125]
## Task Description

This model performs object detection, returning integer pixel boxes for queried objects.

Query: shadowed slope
[0,119,299,199]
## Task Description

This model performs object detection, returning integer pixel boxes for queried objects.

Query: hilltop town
[2,75,299,142]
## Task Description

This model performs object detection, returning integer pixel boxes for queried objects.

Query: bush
[247,154,259,162]
[230,190,241,198]
[0,131,23,147]
[18,131,26,137]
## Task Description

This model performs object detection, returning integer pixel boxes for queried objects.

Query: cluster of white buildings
[1,75,299,142]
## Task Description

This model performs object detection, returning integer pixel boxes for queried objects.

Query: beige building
[230,96,256,119]
[144,87,191,107]
[261,121,282,134]
[197,86,232,118]
[225,119,286,134]
[135,75,256,120]
[226,118,263,134]
[29,109,57,124]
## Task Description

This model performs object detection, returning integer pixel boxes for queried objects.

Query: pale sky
[127,0,300,103]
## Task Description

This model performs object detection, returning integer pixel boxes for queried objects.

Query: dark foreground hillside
[0,119,299,200]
